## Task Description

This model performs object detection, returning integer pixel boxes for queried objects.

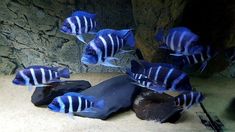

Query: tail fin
[58,68,70,78]
[131,60,145,73]
[116,29,135,48]
[155,28,165,42]
[94,99,105,109]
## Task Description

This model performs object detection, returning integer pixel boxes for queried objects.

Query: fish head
[81,42,99,65]
[12,71,27,85]
[60,18,73,34]
[48,98,61,112]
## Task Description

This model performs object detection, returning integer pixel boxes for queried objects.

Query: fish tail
[117,29,135,48]
[94,99,105,109]
[155,28,164,42]
[58,68,70,78]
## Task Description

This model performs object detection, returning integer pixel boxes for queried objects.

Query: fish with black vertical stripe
[174,91,205,110]
[60,10,97,44]
[12,65,70,88]
[48,92,104,115]
[171,46,216,72]
[126,60,192,93]
[81,29,135,67]
[155,27,203,56]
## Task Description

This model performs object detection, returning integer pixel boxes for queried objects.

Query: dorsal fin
[71,11,96,19]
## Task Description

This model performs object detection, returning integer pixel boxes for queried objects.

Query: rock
[76,75,140,120]
[133,90,182,123]
[31,80,91,106]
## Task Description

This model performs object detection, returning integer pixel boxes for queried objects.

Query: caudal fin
[116,29,135,48]
[94,99,105,109]
[58,68,70,78]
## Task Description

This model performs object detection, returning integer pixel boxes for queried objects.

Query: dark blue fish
[171,46,216,72]
[126,60,192,93]
[174,91,204,110]
[60,11,97,44]
[48,92,104,115]
[12,66,70,87]
[155,27,203,56]
[81,29,135,67]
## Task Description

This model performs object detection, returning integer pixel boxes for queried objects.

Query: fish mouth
[48,104,59,112]
[12,79,24,85]
[81,56,95,65]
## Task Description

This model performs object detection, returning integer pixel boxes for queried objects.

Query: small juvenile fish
[12,66,70,88]
[171,46,216,72]
[174,91,204,110]
[48,92,104,115]
[155,27,203,56]
[126,60,192,93]
[81,29,135,67]
[60,11,97,44]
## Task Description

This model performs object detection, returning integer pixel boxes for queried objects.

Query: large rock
[76,75,140,120]
[133,90,182,123]
[132,0,188,62]
[31,80,91,106]
[0,0,136,74]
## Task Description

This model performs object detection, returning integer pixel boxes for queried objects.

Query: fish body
[60,11,97,44]
[12,66,70,87]
[126,60,192,93]
[172,46,215,72]
[156,27,203,56]
[174,91,204,110]
[81,29,135,67]
[48,92,104,114]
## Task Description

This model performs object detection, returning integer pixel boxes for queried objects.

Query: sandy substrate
[0,73,210,132]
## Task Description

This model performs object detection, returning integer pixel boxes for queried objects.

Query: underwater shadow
[224,97,235,121]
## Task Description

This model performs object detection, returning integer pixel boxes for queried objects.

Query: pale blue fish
[48,92,104,115]
[81,29,135,67]
[60,11,97,44]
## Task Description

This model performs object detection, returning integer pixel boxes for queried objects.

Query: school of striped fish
[11,10,210,117]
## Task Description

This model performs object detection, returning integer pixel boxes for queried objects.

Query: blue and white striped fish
[81,29,135,67]
[48,92,104,115]
[155,27,203,56]
[126,60,192,93]
[174,91,204,110]
[171,46,216,72]
[12,66,70,87]
[60,11,97,44]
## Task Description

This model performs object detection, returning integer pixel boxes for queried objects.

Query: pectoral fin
[119,49,134,54]
[76,35,87,44]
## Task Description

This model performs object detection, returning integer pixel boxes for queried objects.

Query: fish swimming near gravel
[81,29,135,67]
[48,92,104,116]
[126,60,192,93]
[12,65,70,90]
[155,27,203,56]
[60,10,97,44]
